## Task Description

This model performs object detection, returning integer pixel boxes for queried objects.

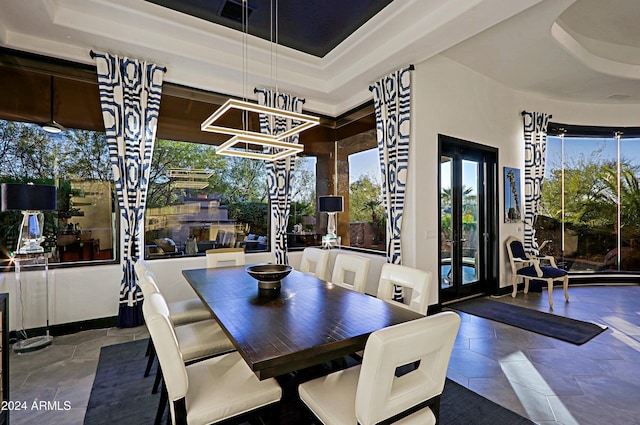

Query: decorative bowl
[245,264,292,290]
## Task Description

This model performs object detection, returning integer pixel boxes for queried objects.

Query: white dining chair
[377,263,432,315]
[330,253,370,293]
[143,292,237,424]
[299,247,329,280]
[144,291,282,425]
[134,259,212,327]
[205,248,246,268]
[298,311,461,425]
[135,259,212,371]
[137,271,235,392]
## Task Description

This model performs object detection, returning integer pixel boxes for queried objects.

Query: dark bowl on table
[246,264,292,290]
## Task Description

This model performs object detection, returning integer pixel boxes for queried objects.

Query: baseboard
[10,316,118,343]
[495,285,515,296]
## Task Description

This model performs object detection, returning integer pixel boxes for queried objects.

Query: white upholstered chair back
[134,259,151,280]
[377,263,432,315]
[206,248,246,268]
[355,312,461,424]
[299,247,329,280]
[330,253,370,293]
[143,292,189,409]
[135,260,160,297]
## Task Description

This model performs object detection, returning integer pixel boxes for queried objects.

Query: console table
[13,255,52,353]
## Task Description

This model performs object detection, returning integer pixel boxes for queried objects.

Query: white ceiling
[1,0,639,116]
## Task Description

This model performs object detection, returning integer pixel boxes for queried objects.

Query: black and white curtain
[370,66,413,300]
[522,111,551,255]
[95,53,164,328]
[256,89,304,265]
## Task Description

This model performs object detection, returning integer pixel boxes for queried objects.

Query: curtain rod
[521,110,553,119]
[253,87,306,103]
[89,50,167,73]
[368,64,414,92]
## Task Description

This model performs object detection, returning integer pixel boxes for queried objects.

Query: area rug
[85,339,534,425]
[451,297,607,345]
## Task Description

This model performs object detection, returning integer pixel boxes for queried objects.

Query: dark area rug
[451,297,607,345]
[85,339,534,425]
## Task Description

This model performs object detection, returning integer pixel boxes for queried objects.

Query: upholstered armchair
[505,236,569,307]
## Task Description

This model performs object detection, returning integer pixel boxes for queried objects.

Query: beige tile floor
[7,284,640,425]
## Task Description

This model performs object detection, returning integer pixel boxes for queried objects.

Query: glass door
[439,136,497,303]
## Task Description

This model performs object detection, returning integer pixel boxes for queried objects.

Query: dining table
[182,265,424,380]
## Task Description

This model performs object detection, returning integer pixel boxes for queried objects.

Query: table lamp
[1,183,57,255]
[2,183,57,353]
[318,196,343,239]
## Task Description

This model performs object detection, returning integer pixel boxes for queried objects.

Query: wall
[0,251,274,332]
[405,54,640,306]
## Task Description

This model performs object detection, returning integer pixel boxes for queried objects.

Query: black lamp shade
[318,196,343,213]
[1,183,57,211]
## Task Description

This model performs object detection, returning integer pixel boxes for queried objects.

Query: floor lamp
[1,183,57,353]
[318,196,343,248]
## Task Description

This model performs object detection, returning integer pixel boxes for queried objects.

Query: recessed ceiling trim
[551,22,640,80]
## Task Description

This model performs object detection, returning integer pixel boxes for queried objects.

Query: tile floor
[7,284,640,425]
[9,326,149,425]
[445,285,640,425]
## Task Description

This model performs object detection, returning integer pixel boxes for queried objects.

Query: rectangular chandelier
[215,132,304,161]
[201,98,319,161]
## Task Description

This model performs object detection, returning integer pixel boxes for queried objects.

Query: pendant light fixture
[201,0,318,160]
[41,76,65,134]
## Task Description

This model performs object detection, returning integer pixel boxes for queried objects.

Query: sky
[546,136,640,177]
[439,159,479,195]
[349,149,381,184]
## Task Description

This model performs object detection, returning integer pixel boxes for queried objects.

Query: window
[0,120,116,264]
[144,140,319,257]
[144,139,271,258]
[0,53,373,264]
[539,128,640,273]
[336,130,385,252]
[286,156,320,250]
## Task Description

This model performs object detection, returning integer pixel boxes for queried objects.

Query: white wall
[405,54,640,305]
[0,251,274,332]
[4,54,640,331]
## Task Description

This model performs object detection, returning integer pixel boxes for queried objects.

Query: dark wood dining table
[182,265,424,380]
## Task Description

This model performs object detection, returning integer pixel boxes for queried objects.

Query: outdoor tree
[60,130,113,181]
[217,156,267,204]
[350,174,384,224]
[148,139,228,208]
[539,147,640,265]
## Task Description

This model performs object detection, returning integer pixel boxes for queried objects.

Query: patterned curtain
[522,111,551,255]
[256,89,304,265]
[95,53,164,328]
[370,66,413,300]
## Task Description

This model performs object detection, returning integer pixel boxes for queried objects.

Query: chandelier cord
[242,0,249,146]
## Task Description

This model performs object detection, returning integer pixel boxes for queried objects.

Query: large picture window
[144,139,319,258]
[0,120,116,264]
[538,128,640,273]
[143,139,271,257]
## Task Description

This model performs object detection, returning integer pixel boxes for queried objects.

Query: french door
[439,135,497,303]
